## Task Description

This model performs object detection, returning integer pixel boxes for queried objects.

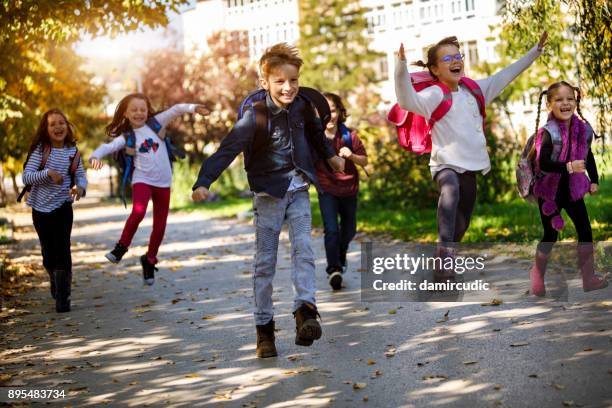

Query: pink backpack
[387,71,486,154]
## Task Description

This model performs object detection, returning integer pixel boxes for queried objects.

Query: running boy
[192,43,345,358]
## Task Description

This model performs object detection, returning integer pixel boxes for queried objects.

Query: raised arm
[394,45,444,120]
[476,32,547,105]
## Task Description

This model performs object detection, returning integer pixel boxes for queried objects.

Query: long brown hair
[28,108,77,155]
[412,36,461,80]
[323,92,348,124]
[105,93,157,138]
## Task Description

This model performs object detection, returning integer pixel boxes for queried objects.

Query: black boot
[54,269,71,313]
[46,268,56,299]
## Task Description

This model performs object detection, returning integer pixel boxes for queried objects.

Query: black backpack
[237,87,331,156]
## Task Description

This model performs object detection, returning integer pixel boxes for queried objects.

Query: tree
[0,0,189,202]
[501,0,611,138]
[141,31,259,161]
[297,0,382,101]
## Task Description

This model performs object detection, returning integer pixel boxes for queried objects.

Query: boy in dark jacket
[192,43,345,358]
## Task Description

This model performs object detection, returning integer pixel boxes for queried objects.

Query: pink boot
[529,250,548,297]
[577,244,608,292]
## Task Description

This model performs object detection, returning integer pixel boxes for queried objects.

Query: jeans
[318,193,357,273]
[252,189,316,325]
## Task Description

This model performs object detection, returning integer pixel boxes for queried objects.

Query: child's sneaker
[328,268,343,291]
[140,255,157,286]
[255,320,278,358]
[293,303,322,346]
[106,243,128,264]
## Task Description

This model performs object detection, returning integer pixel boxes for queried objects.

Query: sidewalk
[1,191,610,407]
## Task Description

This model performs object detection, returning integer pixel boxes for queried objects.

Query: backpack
[515,120,594,202]
[515,132,538,202]
[237,87,331,160]
[338,123,353,151]
[17,144,81,202]
[387,71,486,154]
[117,116,185,207]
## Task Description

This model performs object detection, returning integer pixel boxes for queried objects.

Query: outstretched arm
[154,104,209,129]
[89,135,127,170]
[192,108,256,198]
[476,32,548,105]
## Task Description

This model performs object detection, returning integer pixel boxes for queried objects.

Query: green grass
[169,160,611,243]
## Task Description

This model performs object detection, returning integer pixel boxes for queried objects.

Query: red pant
[119,183,171,264]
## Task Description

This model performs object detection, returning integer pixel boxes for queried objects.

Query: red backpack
[387,71,486,154]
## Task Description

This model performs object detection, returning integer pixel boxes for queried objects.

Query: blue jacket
[193,94,335,198]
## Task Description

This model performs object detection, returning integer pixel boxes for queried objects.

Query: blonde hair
[259,43,303,78]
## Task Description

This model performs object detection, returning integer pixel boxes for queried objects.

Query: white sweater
[92,104,196,188]
[394,46,541,177]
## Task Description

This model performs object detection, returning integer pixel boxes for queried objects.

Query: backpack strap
[339,123,353,151]
[428,83,452,128]
[120,131,137,207]
[68,149,81,188]
[250,100,269,157]
[17,144,51,202]
[459,77,486,131]
[146,116,163,136]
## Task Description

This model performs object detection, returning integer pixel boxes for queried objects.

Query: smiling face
[430,44,464,90]
[47,113,68,147]
[260,63,299,109]
[547,84,576,123]
[124,97,148,128]
[326,97,339,130]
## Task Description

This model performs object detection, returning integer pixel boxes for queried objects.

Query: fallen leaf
[201,315,215,320]
[388,309,397,315]
[510,342,530,347]
[422,375,448,381]
[481,299,503,306]
[353,382,367,390]
[363,396,369,401]
[562,401,574,407]
[185,373,201,378]
[463,360,478,365]
[367,359,376,365]
[552,383,566,390]
[528,374,538,378]
[493,384,502,390]
[287,355,304,362]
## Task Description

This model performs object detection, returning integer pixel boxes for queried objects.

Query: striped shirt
[22,144,87,213]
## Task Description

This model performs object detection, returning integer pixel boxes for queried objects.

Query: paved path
[1,191,611,407]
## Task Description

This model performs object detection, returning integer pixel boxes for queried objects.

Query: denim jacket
[193,94,335,198]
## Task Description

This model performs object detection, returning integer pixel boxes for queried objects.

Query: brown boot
[293,303,322,346]
[256,320,277,358]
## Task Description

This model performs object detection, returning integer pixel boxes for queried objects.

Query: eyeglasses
[439,53,464,63]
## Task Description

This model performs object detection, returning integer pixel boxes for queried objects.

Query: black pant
[435,169,477,243]
[32,202,73,284]
[538,193,592,253]
[318,193,357,273]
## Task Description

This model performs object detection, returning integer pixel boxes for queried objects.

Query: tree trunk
[10,172,19,197]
